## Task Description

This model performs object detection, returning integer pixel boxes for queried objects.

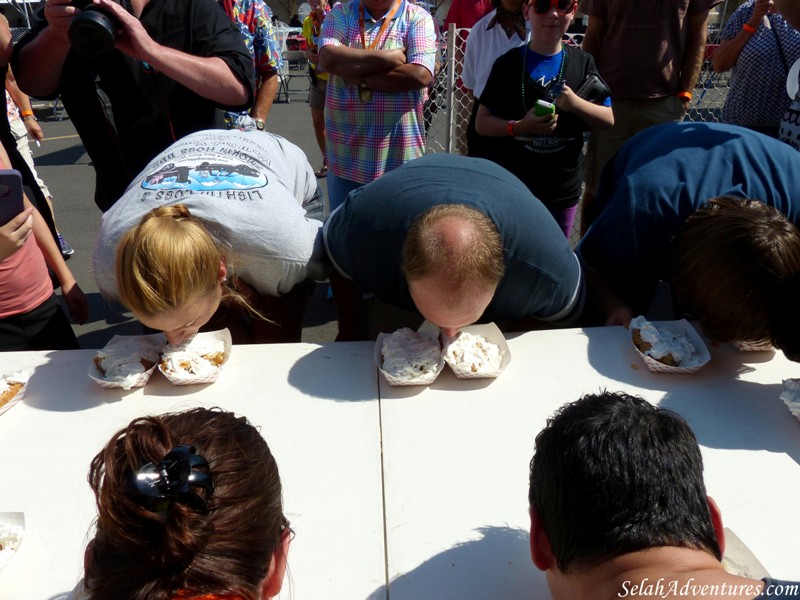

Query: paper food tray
[781,379,800,424]
[630,319,710,374]
[375,330,445,386]
[734,339,774,352]
[0,372,30,417]
[158,329,232,386]
[88,332,166,390]
[721,527,770,579]
[0,512,25,571]
[442,323,511,379]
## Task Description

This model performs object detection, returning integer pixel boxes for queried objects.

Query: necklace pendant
[359,83,373,102]
[549,81,564,101]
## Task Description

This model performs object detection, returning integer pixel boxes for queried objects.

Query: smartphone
[534,99,556,117]
[0,169,24,226]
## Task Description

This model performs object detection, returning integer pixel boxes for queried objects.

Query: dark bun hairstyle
[85,408,285,600]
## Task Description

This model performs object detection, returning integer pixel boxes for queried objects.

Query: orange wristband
[20,110,33,117]
[506,120,515,136]
[742,22,757,34]
[677,91,692,102]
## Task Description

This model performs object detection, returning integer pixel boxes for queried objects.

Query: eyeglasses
[530,0,576,15]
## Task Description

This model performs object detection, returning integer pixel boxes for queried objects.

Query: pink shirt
[0,232,52,318]
[445,0,492,29]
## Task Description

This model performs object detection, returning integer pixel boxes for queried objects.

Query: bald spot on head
[426,215,481,280]
[402,204,505,290]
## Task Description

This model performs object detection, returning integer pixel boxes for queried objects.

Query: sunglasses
[530,0,576,14]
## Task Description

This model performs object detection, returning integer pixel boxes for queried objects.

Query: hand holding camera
[41,0,81,44]
[68,0,153,60]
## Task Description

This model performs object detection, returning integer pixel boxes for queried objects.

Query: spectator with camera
[12,0,255,212]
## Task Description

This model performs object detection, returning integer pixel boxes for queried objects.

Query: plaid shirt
[320,0,436,183]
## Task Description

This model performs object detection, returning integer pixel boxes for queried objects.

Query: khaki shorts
[584,95,687,196]
[309,76,328,110]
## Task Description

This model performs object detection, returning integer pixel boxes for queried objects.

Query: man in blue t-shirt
[323,153,584,340]
[578,121,800,360]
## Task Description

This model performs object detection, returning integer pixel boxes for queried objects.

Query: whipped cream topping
[161,337,226,379]
[95,340,162,390]
[781,379,800,419]
[381,328,442,381]
[0,371,29,395]
[630,316,703,367]
[0,521,23,562]
[444,332,503,374]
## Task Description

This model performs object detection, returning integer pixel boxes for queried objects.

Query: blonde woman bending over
[94,129,328,344]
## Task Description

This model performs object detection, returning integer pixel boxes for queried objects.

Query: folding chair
[276,50,312,103]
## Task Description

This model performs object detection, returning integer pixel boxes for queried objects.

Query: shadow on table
[659,379,800,466]
[21,351,110,412]
[365,525,548,600]
[287,344,377,402]
[21,350,218,412]
[583,328,800,465]
[379,369,501,398]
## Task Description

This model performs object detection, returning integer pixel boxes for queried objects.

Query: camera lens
[68,9,117,58]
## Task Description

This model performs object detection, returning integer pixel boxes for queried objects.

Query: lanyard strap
[521,43,566,112]
[359,0,402,50]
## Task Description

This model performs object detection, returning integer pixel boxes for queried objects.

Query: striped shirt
[320,0,436,184]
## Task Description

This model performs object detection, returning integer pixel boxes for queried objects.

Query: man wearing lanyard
[318,0,437,211]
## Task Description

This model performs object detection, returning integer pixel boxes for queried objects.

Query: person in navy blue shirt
[323,153,584,340]
[578,121,800,360]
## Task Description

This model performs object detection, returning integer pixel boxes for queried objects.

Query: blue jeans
[326,172,365,212]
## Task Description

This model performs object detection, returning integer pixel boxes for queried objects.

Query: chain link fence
[424,24,731,244]
[425,26,730,155]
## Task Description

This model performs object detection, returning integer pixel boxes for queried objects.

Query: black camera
[68,0,131,59]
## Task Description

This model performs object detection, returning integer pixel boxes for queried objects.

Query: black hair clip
[128,444,214,516]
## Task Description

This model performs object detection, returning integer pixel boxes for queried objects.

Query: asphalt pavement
[30,78,339,349]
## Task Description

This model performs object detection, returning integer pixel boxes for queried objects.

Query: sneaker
[57,233,74,258]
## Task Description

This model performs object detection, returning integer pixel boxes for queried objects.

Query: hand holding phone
[533,99,556,117]
[0,206,34,262]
